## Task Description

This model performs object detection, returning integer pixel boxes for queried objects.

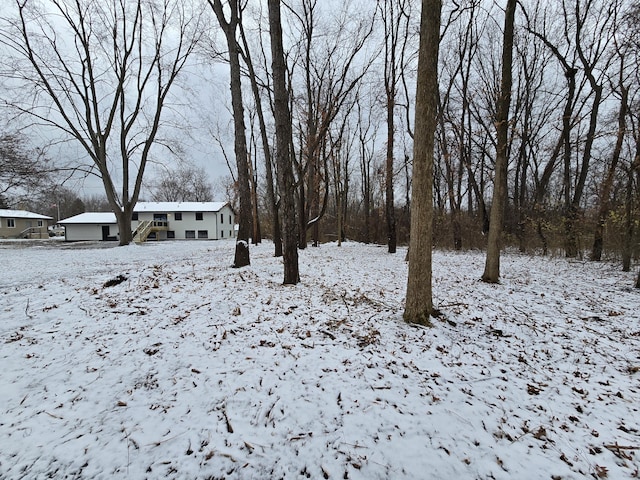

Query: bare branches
[0,0,204,244]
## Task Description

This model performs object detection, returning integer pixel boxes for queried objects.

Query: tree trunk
[268,0,299,284]
[482,0,515,283]
[210,0,252,268]
[385,101,397,253]
[250,167,262,245]
[383,1,398,254]
[404,0,441,326]
[115,207,133,246]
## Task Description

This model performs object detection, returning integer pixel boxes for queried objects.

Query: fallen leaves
[527,383,544,395]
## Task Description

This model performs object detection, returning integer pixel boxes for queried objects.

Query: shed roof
[0,209,53,220]
[59,212,116,225]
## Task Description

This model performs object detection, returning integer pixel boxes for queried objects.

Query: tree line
[1,0,638,311]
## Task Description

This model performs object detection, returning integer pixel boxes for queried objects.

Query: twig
[222,405,234,433]
[147,431,185,447]
[320,329,336,340]
[438,302,469,309]
[25,298,34,320]
[604,444,640,450]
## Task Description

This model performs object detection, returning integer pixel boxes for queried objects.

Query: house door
[102,226,110,241]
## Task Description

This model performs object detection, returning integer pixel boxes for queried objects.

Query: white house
[0,209,53,239]
[59,202,235,242]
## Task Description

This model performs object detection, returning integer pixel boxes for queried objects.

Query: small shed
[59,212,118,241]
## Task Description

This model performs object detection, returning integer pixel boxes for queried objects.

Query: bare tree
[151,164,214,202]
[482,0,516,283]
[355,93,380,244]
[268,0,299,284]
[0,0,203,245]
[379,0,412,254]
[209,0,253,267]
[0,132,51,200]
[238,10,282,256]
[591,71,627,260]
[404,0,441,325]
[29,184,84,222]
[286,0,376,248]
[437,0,487,250]
[621,2,640,275]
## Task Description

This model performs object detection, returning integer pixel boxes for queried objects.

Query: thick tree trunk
[228,38,252,267]
[268,0,299,284]
[115,208,133,246]
[404,0,441,326]
[482,0,515,283]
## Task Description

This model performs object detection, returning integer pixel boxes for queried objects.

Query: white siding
[61,203,233,241]
[216,205,236,239]
[64,224,111,241]
[135,211,220,240]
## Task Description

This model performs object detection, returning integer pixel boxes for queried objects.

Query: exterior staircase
[133,220,168,243]
[19,226,47,239]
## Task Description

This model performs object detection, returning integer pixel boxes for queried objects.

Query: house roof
[134,202,228,213]
[0,209,53,220]
[59,202,230,224]
[59,212,116,225]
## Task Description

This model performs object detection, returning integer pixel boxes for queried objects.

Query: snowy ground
[1,239,639,479]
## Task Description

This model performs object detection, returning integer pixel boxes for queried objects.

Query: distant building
[0,209,53,239]
[59,202,235,242]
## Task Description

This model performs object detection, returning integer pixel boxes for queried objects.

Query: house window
[229,230,232,238]
[167,230,175,239]
[7,218,15,228]
[37,220,43,227]
[132,212,138,221]
[229,215,231,224]
[198,230,208,239]
[220,214,224,224]
[221,230,224,238]
[196,212,203,221]
[185,230,195,239]
[175,212,182,221]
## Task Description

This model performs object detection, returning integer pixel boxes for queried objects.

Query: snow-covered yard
[1,239,639,479]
